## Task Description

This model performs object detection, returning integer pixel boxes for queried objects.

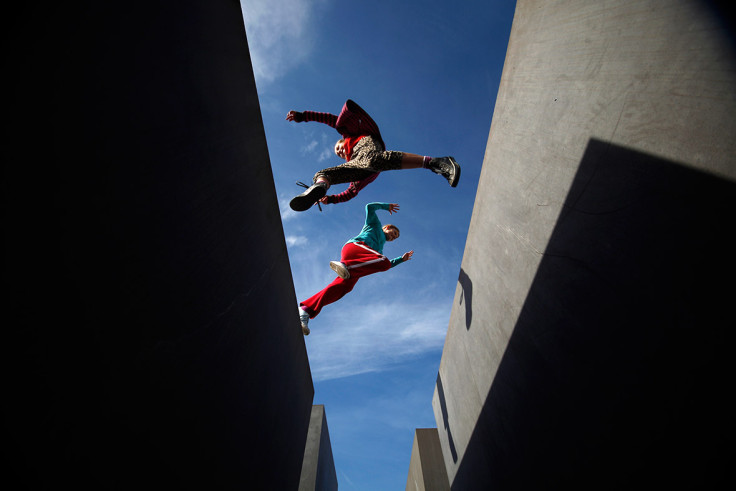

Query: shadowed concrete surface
[6,2,313,489]
[299,405,338,491]
[405,429,450,491]
[432,0,736,489]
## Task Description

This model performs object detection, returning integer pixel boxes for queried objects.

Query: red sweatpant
[300,241,392,318]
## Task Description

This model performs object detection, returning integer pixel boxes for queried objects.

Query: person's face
[334,140,347,160]
[383,225,399,241]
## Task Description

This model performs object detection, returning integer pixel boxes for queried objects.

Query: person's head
[383,224,399,241]
[335,138,347,160]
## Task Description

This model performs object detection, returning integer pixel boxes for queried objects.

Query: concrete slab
[300,405,338,491]
[433,0,736,488]
[6,2,313,489]
[405,428,450,491]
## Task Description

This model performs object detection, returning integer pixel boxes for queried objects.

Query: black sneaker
[427,157,461,187]
[290,182,328,211]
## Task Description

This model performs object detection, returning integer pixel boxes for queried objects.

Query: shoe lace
[296,181,322,212]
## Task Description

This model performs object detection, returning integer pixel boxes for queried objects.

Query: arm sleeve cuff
[390,257,404,268]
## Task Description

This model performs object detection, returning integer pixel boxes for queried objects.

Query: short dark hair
[384,224,400,237]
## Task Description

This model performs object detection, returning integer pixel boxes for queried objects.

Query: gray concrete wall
[433,0,736,489]
[5,2,313,489]
[300,405,338,491]
[405,429,450,491]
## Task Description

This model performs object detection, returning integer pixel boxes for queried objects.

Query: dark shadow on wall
[703,0,736,50]
[458,268,473,329]
[436,373,459,463]
[450,139,736,490]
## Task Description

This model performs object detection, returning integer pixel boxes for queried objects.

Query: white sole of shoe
[448,157,461,187]
[330,261,350,279]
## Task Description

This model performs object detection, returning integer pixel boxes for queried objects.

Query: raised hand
[388,203,400,214]
[286,110,304,122]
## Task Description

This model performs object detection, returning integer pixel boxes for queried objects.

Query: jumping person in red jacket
[287,99,461,211]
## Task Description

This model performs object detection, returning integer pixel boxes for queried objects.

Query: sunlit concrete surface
[433,0,736,488]
[406,428,450,491]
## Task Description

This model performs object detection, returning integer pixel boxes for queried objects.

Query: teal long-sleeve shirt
[347,202,405,268]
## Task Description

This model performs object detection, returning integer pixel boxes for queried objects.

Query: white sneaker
[330,261,350,279]
[299,308,310,335]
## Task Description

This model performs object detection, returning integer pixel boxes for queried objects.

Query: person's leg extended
[370,147,459,187]
[299,243,390,327]
[398,152,461,187]
[300,276,359,319]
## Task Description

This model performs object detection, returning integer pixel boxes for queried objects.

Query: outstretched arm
[390,250,414,268]
[286,110,338,128]
[363,202,396,230]
[365,202,398,218]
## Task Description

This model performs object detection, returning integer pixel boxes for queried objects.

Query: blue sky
[240,1,516,488]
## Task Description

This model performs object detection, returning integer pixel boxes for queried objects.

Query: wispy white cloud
[327,380,438,433]
[303,133,336,162]
[278,195,299,222]
[305,300,449,382]
[340,471,356,489]
[289,241,336,296]
[302,140,318,153]
[240,0,327,87]
[317,147,334,162]
[286,235,309,247]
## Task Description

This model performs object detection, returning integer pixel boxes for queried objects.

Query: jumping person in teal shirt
[298,202,414,334]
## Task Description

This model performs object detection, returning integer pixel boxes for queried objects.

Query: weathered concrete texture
[299,405,338,491]
[405,429,450,491]
[433,0,736,489]
[6,2,313,489]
